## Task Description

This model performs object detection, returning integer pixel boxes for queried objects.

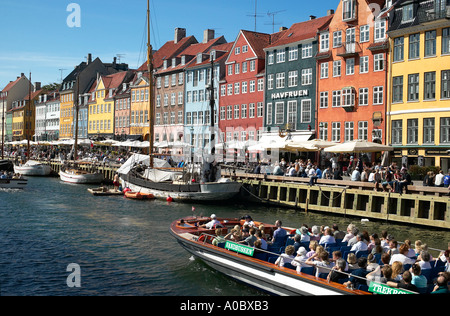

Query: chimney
[174,28,186,44]
[310,15,316,20]
[203,29,215,43]
[327,9,334,15]
[34,82,41,91]
[21,73,25,77]
[113,57,117,66]
[87,53,92,64]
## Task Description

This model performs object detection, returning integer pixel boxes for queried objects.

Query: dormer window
[402,4,414,22]
[196,53,203,64]
[210,50,216,61]
[181,55,186,65]
[172,58,176,68]
[342,0,356,21]
[163,60,168,69]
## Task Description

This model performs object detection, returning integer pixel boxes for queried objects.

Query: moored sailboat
[118,0,241,202]
[14,160,52,176]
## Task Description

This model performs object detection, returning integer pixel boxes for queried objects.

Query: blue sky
[0,0,338,88]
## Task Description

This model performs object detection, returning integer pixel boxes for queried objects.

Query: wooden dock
[224,172,450,230]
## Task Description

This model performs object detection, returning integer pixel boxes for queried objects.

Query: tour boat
[14,160,52,176]
[171,216,372,296]
[118,0,242,203]
[60,167,104,184]
[0,177,28,189]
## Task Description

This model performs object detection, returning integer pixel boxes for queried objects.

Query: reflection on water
[0,177,448,295]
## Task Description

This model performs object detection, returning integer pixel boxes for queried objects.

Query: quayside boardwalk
[224,171,450,230]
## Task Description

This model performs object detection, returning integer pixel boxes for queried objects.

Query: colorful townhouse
[316,0,389,151]
[264,14,334,144]
[183,40,232,159]
[219,30,275,149]
[114,76,133,140]
[153,30,226,154]
[387,0,450,171]
[87,71,134,140]
[35,91,60,141]
[0,73,33,143]
[10,83,42,141]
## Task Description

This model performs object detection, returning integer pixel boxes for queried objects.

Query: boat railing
[196,232,427,294]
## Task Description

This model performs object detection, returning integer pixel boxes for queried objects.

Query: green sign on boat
[225,241,254,256]
[368,282,413,294]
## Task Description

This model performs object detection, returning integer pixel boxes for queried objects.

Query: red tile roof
[266,15,334,49]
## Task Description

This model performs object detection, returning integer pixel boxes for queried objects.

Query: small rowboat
[124,191,155,200]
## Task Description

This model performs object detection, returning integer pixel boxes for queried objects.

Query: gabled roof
[186,42,234,70]
[1,76,23,93]
[266,15,334,49]
[138,35,198,71]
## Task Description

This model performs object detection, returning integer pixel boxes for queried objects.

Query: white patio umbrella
[324,139,394,153]
[301,139,337,148]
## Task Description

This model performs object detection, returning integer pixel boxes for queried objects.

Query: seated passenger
[270,220,287,245]
[327,258,348,283]
[387,271,418,293]
[389,244,417,266]
[305,251,332,277]
[319,227,336,245]
[200,214,222,229]
[291,247,309,273]
[241,227,257,247]
[274,245,295,267]
[212,228,226,246]
[343,257,369,289]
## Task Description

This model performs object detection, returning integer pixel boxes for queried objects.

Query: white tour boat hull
[14,162,52,176]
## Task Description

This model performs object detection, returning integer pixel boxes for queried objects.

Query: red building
[219,30,280,147]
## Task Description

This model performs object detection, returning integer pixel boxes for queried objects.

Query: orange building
[316,0,389,148]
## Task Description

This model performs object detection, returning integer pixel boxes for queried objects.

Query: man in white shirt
[350,233,368,252]
[435,170,445,187]
[351,168,361,181]
[201,214,221,229]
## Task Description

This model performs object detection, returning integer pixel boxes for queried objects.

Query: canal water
[1,177,449,296]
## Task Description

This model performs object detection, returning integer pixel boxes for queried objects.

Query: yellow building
[87,77,114,139]
[387,0,450,171]
[59,90,74,139]
[11,89,42,141]
[129,73,150,140]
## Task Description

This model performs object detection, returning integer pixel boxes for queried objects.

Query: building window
[301,68,312,85]
[424,71,436,100]
[257,102,264,117]
[320,91,329,108]
[287,101,297,130]
[346,58,354,75]
[402,4,414,22]
[342,0,356,21]
[374,20,386,42]
[342,88,355,107]
[275,102,284,125]
[267,74,274,90]
[241,104,247,119]
[234,104,240,119]
[392,120,403,144]
[442,70,450,99]
[332,122,341,142]
[220,107,225,121]
[276,73,285,89]
[359,88,369,106]
[319,122,328,140]
[409,33,420,59]
[333,31,342,48]
[407,119,418,144]
[360,56,369,73]
[267,103,273,125]
[373,86,384,105]
[393,37,404,62]
[320,63,328,79]
[289,47,298,61]
[358,121,368,140]
[301,99,311,123]
[443,28,450,55]
[392,76,403,103]
[333,60,341,77]
[302,43,313,58]
[288,70,298,87]
[441,117,450,143]
[425,30,437,57]
[268,52,274,65]
[374,53,384,71]
[423,118,435,144]
[249,103,255,118]
[320,33,329,52]
[344,121,354,142]
[332,90,342,107]
[227,105,232,120]
[360,25,370,43]
[408,74,419,101]
[276,49,285,63]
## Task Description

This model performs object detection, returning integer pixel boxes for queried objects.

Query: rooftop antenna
[116,54,126,63]
[267,10,286,33]
[246,0,264,32]
[58,68,67,83]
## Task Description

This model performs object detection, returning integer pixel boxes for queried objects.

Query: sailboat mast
[147,0,154,168]
[74,74,80,161]
[26,72,31,162]
[209,58,215,158]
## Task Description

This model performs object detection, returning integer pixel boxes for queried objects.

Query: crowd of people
[205,215,450,294]
[252,155,450,194]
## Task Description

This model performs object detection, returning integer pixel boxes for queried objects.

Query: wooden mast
[74,74,80,161]
[26,72,31,162]
[147,0,154,168]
